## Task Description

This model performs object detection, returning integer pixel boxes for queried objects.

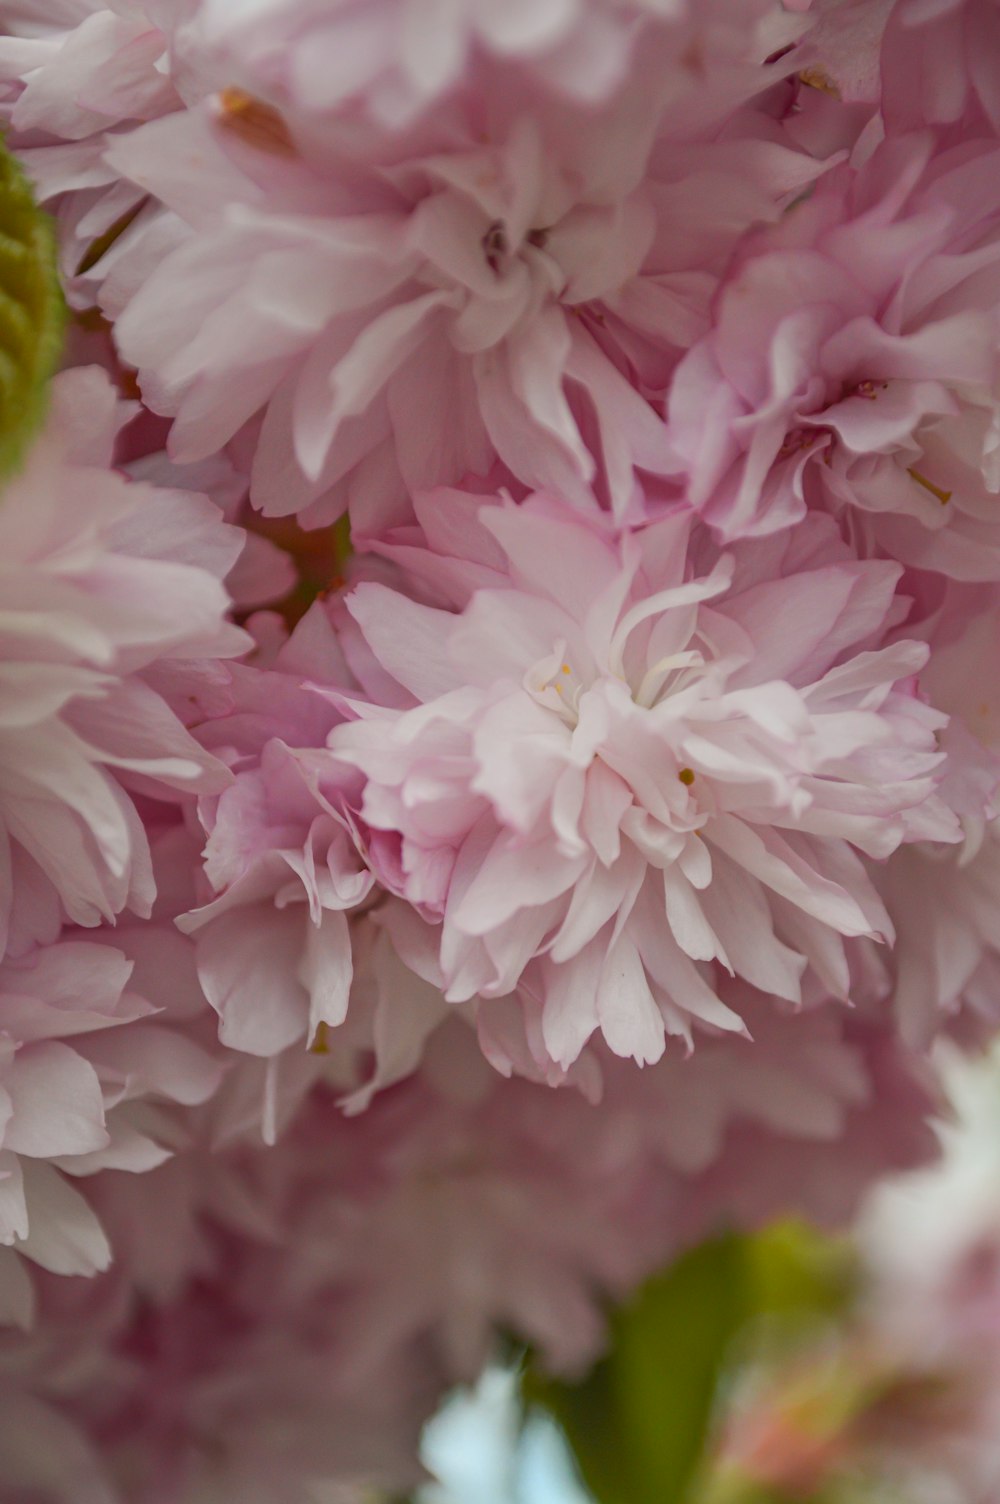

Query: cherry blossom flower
[0,1,185,300]
[181,0,809,126]
[0,9,997,1493]
[0,366,246,958]
[100,46,835,531]
[669,130,1000,580]
[0,922,221,1326]
[325,492,958,1066]
[881,0,1000,135]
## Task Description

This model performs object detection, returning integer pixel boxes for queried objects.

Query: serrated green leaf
[0,137,64,483]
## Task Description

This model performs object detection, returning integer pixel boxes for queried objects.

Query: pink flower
[792,0,896,105]
[0,3,178,139]
[0,982,943,1498]
[100,49,832,531]
[0,999,938,1498]
[176,605,373,1069]
[180,0,810,126]
[103,605,445,1135]
[322,492,958,1067]
[0,1,185,302]
[475,975,939,1206]
[701,1016,940,1231]
[133,452,298,612]
[180,738,374,1061]
[0,1038,646,1497]
[0,367,247,958]
[0,923,221,1326]
[94,992,930,1400]
[314,1012,929,1382]
[0,1175,429,1503]
[0,941,128,1305]
[855,589,1000,1046]
[275,1056,653,1382]
[668,130,1000,579]
[882,0,1000,135]
[1,13,995,1496]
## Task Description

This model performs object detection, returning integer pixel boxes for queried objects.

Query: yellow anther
[908,468,952,505]
[217,88,295,156]
[678,767,695,786]
[799,67,841,98]
[561,664,571,674]
[309,1021,330,1056]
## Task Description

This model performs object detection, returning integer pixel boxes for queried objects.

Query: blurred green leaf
[526,1233,750,1504]
[744,1220,854,1323]
[524,1221,855,1504]
[0,137,64,482]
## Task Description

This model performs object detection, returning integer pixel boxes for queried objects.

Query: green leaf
[523,1221,855,1504]
[743,1219,855,1325]
[526,1233,751,1504]
[0,137,64,482]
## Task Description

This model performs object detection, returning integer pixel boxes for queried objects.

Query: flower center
[633,648,710,710]
[526,638,716,730]
[480,217,552,277]
[481,219,508,275]
[526,652,583,726]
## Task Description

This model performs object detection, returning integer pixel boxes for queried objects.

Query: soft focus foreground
[0,1,999,1500]
[417,1041,1000,1504]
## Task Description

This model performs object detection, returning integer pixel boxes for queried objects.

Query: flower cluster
[0,0,999,1495]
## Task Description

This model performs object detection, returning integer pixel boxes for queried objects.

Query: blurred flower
[0,366,245,958]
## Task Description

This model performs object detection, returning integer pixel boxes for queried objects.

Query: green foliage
[524,1221,855,1504]
[744,1220,854,1324]
[0,138,64,483]
[526,1233,749,1504]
